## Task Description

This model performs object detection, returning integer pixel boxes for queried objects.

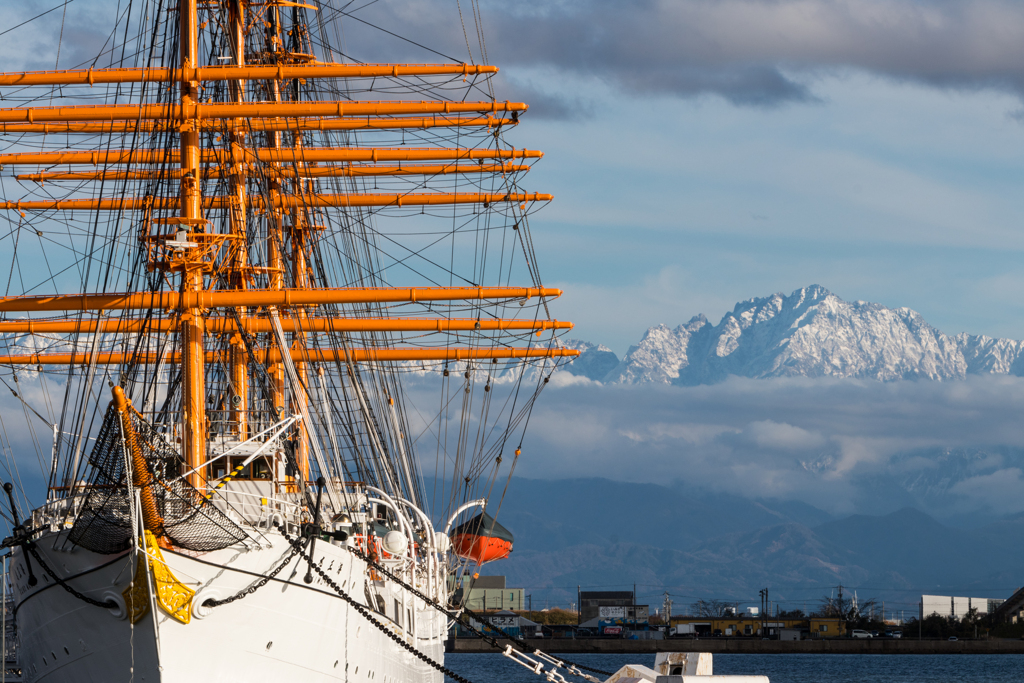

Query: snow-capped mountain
[560,339,620,381]
[567,285,1024,384]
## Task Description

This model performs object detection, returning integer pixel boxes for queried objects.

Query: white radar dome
[382,530,408,557]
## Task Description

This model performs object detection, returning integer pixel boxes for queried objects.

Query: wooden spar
[0,192,553,212]
[0,63,499,87]
[0,347,581,366]
[0,287,563,313]
[0,100,528,123]
[0,147,542,166]
[0,318,573,334]
[17,163,531,182]
[0,115,517,135]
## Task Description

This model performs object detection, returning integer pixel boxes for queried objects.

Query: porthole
[334,660,339,668]
[63,647,69,656]
[266,641,273,651]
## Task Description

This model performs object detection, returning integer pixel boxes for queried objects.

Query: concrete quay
[448,637,1024,655]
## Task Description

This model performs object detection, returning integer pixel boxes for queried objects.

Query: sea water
[443,653,1024,683]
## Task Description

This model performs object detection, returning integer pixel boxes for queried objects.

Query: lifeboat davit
[450,512,513,565]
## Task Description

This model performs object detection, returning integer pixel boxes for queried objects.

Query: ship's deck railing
[206,488,305,529]
[31,495,86,531]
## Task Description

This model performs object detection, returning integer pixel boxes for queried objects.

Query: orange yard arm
[0,147,540,166]
[0,114,516,135]
[17,163,530,182]
[0,347,580,366]
[0,63,498,87]
[0,192,551,212]
[0,317,573,334]
[0,100,526,123]
[0,287,562,313]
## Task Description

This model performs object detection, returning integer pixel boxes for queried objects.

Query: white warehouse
[920,595,1000,619]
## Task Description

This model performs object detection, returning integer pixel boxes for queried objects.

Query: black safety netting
[68,404,248,554]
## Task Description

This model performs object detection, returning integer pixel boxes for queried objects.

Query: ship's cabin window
[210,456,272,480]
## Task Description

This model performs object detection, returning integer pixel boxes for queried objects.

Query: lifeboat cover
[449,512,513,565]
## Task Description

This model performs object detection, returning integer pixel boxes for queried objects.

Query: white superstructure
[9,483,449,683]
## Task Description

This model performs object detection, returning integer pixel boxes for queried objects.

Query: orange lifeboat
[449,512,513,565]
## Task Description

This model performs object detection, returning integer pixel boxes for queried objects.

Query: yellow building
[808,617,845,638]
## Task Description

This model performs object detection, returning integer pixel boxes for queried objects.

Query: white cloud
[949,468,1024,515]
[500,374,1024,516]
[744,420,826,450]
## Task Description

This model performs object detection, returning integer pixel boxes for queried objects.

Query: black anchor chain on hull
[278,523,476,683]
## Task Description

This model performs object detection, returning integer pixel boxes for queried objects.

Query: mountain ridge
[488,477,1024,607]
[563,285,1024,384]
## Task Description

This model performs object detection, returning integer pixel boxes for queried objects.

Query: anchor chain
[342,542,611,678]
[278,524,477,683]
[202,542,302,607]
[26,544,117,610]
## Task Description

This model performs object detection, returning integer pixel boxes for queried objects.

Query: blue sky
[523,72,1024,353]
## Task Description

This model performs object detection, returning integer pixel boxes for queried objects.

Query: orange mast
[179,0,206,491]
[227,0,250,439]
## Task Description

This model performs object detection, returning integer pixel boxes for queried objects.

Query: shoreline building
[920,595,1002,620]
[460,576,524,612]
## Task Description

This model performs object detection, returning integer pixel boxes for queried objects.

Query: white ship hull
[10,529,446,683]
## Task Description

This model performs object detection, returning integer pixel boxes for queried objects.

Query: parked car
[892,631,902,639]
[851,630,872,638]
[948,636,958,641]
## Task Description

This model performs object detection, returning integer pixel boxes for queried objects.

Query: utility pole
[837,584,844,635]
[759,588,767,638]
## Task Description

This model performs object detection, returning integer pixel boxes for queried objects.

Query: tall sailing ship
[0,1,576,680]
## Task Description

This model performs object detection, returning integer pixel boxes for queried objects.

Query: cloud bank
[10,1,1024,113]
[347,0,1024,111]
[506,373,1024,518]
